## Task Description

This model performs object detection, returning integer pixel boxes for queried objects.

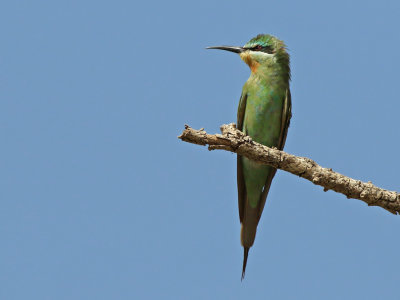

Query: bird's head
[207,34,288,73]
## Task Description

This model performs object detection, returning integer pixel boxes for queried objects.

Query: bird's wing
[278,88,292,150]
[237,92,247,132]
[257,88,292,219]
[237,92,247,222]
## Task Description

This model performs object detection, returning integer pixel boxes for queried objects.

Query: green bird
[207,34,291,279]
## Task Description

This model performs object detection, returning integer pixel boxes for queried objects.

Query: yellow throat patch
[240,52,260,73]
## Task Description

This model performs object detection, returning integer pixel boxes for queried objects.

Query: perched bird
[207,34,291,279]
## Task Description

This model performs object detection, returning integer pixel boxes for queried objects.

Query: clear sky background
[1,0,400,299]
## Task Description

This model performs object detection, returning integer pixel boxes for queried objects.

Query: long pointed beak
[206,46,244,54]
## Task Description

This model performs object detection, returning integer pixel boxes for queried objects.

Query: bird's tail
[241,247,250,281]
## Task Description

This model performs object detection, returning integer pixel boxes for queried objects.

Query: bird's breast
[243,84,285,147]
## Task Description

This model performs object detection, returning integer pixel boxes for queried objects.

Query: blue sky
[1,0,400,299]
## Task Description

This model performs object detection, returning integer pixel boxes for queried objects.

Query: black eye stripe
[250,45,275,54]
[263,46,275,54]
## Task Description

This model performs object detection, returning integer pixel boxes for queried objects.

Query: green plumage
[207,34,291,279]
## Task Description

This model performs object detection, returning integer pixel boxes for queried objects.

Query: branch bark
[178,123,400,215]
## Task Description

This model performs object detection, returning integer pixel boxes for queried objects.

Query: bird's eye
[254,45,262,51]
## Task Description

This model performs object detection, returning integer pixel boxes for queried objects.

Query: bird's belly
[243,95,283,147]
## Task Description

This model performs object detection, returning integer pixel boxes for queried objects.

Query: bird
[207,34,291,280]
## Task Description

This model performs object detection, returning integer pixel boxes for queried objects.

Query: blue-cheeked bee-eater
[207,34,291,279]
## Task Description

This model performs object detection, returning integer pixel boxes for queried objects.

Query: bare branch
[178,123,400,215]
